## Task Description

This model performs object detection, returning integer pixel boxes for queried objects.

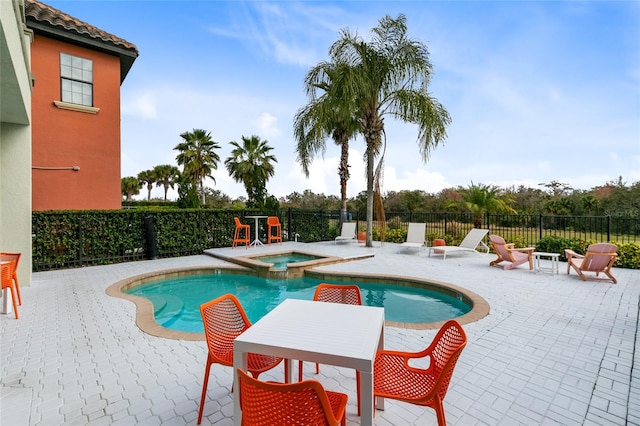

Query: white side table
[533,252,559,274]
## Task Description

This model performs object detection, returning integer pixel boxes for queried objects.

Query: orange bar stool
[232,217,250,249]
[267,216,282,245]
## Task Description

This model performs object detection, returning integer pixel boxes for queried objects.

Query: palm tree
[294,61,359,225]
[458,182,517,228]
[174,129,221,205]
[153,164,180,201]
[324,14,451,247]
[137,169,156,201]
[121,176,141,201]
[225,135,277,208]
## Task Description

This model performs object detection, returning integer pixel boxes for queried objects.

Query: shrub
[383,228,406,244]
[535,236,593,262]
[614,243,640,269]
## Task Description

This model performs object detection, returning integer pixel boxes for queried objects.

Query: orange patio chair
[233,217,250,249]
[374,320,467,426]
[238,368,348,426]
[1,259,19,319]
[1,252,21,305]
[267,216,282,246]
[197,294,285,424]
[488,234,534,270]
[299,283,363,415]
[565,243,618,284]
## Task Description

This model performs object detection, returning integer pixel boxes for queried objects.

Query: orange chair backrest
[200,294,251,366]
[1,262,13,290]
[581,243,618,271]
[0,252,21,268]
[234,217,243,228]
[237,368,341,426]
[425,320,468,400]
[314,284,362,306]
[267,216,280,227]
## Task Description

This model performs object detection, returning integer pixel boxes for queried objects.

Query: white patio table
[233,298,385,425]
[245,215,268,247]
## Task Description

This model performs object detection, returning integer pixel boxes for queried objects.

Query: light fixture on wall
[32,166,80,171]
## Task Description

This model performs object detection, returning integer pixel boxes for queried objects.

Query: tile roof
[25,0,138,54]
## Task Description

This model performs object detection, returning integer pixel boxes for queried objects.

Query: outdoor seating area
[1,241,639,425]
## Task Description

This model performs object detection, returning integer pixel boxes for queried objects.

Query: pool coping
[106,265,490,341]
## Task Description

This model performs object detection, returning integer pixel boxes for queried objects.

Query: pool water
[254,253,321,270]
[126,273,471,333]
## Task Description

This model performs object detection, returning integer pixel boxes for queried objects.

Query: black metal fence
[31,209,638,271]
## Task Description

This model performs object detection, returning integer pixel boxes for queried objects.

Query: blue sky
[48,1,640,200]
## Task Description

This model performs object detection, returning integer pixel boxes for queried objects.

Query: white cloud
[122,91,157,119]
[256,113,280,139]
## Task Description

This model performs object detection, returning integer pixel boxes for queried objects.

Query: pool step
[149,295,185,327]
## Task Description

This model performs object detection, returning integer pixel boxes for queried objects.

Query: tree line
[122,130,278,209]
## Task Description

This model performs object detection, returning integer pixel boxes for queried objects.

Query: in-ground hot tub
[205,250,372,278]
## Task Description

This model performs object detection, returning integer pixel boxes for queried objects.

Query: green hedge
[32,210,640,271]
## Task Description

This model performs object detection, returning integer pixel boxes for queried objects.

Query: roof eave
[27,19,138,83]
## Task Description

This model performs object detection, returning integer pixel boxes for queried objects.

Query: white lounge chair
[428,228,490,260]
[335,222,357,244]
[400,223,426,251]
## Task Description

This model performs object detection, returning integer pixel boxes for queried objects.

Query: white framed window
[60,53,93,107]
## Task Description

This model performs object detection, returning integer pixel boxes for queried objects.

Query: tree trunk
[339,141,349,227]
[366,149,374,247]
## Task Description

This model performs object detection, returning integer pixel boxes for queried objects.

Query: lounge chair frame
[335,222,357,244]
[428,228,489,260]
[400,223,426,251]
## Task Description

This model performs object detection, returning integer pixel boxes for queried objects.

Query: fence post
[287,208,292,242]
[144,215,158,260]
[539,214,543,240]
[607,215,611,242]
[485,213,490,234]
[77,214,83,267]
[444,212,448,235]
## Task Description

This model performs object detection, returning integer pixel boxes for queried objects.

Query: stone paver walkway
[1,241,638,425]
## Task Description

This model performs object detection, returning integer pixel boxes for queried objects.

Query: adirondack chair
[489,235,534,270]
[565,243,618,284]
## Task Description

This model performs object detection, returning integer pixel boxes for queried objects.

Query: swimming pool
[124,272,472,333]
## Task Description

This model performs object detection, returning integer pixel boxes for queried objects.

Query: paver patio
[1,241,638,425]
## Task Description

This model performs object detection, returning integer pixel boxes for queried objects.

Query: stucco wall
[31,35,122,211]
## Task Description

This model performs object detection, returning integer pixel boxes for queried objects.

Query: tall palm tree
[225,135,277,208]
[137,169,156,201]
[326,14,451,247]
[153,164,181,201]
[174,129,221,205]
[294,61,359,225]
[121,176,141,201]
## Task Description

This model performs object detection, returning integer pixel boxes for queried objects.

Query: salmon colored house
[26,0,138,210]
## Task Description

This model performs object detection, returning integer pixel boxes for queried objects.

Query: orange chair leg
[13,275,21,306]
[8,286,18,319]
[434,399,446,426]
[197,358,213,425]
